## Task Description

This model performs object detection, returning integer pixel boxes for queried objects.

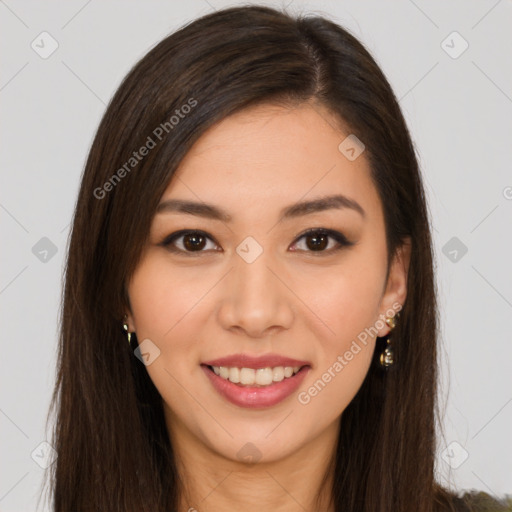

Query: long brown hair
[42,5,464,511]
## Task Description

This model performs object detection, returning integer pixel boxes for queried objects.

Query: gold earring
[122,315,132,346]
[379,315,397,368]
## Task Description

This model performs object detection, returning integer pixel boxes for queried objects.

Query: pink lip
[201,364,311,409]
[202,353,311,370]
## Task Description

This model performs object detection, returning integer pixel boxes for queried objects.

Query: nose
[216,249,294,338]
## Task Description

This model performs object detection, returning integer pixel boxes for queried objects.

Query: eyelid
[159,228,354,255]
[295,227,353,244]
[160,229,220,254]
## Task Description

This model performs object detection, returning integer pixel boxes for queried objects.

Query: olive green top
[453,491,512,511]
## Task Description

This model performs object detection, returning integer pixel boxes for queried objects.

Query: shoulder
[452,491,512,512]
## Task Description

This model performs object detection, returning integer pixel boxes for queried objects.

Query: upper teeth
[212,366,301,386]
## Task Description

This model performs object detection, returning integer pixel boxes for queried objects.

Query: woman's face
[126,102,409,464]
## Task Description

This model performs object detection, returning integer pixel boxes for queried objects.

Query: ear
[377,238,411,337]
[123,312,136,332]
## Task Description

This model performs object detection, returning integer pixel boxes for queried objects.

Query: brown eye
[291,228,354,254]
[304,232,329,251]
[182,233,207,251]
[160,228,353,256]
[160,230,219,254]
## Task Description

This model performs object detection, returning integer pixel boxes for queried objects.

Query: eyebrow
[156,194,366,222]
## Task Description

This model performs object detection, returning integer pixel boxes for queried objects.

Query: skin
[125,101,410,512]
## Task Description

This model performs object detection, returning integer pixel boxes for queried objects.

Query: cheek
[297,278,380,416]
[293,253,385,411]
[301,252,386,342]
[127,257,211,410]
[299,341,375,420]
[128,254,211,342]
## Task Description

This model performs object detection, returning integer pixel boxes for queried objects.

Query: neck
[165,409,340,512]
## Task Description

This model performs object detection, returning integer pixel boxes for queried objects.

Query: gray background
[1,0,511,510]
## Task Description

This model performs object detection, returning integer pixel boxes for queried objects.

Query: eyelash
[159,228,354,256]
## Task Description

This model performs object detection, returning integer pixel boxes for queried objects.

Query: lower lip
[201,365,310,409]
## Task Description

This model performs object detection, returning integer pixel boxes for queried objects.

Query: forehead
[162,102,381,220]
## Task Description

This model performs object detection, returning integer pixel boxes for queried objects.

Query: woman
[43,5,511,511]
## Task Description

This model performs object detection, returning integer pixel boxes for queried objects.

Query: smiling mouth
[204,364,309,388]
